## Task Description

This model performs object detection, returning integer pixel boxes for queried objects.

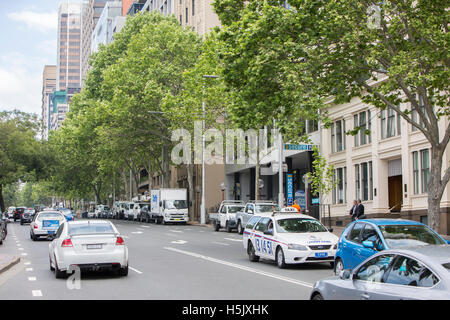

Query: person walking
[292,200,301,213]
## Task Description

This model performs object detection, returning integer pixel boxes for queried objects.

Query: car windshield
[228,206,245,213]
[276,218,328,233]
[138,204,148,208]
[37,212,63,221]
[103,206,110,211]
[255,204,280,213]
[164,200,187,209]
[69,223,115,235]
[379,224,446,247]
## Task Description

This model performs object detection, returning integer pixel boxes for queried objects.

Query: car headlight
[288,244,308,251]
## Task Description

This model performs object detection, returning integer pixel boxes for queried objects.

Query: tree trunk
[163,144,171,188]
[122,169,128,201]
[187,164,195,221]
[428,146,444,232]
[255,141,260,200]
[0,184,5,213]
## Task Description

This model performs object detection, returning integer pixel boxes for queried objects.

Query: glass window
[68,223,115,235]
[331,123,335,153]
[355,164,360,200]
[343,119,346,149]
[332,172,336,204]
[255,204,279,213]
[385,255,438,287]
[337,168,344,204]
[381,109,386,139]
[368,110,372,143]
[347,222,364,243]
[413,151,419,194]
[378,224,446,248]
[387,108,396,138]
[354,254,394,282]
[362,162,368,201]
[246,216,261,229]
[361,224,382,244]
[369,161,373,200]
[359,111,367,145]
[275,218,328,233]
[254,217,271,233]
[420,149,430,193]
[228,206,245,213]
[336,120,342,151]
[354,114,359,147]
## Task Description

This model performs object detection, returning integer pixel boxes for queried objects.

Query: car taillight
[61,239,73,247]
[116,237,124,245]
[33,224,38,229]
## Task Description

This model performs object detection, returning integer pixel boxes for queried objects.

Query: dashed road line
[224,238,242,242]
[32,290,42,297]
[129,266,143,274]
[212,242,230,246]
[28,277,37,281]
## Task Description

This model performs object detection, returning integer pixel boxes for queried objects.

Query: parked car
[236,201,280,234]
[0,213,8,245]
[334,219,450,275]
[138,204,151,222]
[7,207,15,219]
[48,220,128,278]
[30,211,66,241]
[209,200,245,233]
[243,212,338,268]
[95,205,111,219]
[311,245,450,300]
[57,208,74,221]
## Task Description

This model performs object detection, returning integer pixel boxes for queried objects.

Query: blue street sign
[286,174,294,205]
[284,144,314,151]
[295,190,306,209]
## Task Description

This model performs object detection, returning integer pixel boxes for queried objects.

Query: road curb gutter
[0,256,20,275]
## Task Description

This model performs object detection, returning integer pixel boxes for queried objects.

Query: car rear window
[37,212,63,221]
[68,223,115,235]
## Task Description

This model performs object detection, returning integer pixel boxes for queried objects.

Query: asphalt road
[0,218,334,300]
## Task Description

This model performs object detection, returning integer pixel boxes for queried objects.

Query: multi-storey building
[323,96,450,235]
[41,65,57,140]
[91,1,123,53]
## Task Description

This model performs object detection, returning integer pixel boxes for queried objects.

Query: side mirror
[446,240,450,245]
[362,240,374,249]
[264,230,273,236]
[159,201,162,207]
[339,269,352,280]
[328,228,334,233]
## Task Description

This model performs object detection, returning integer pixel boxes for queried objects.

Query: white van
[150,189,188,224]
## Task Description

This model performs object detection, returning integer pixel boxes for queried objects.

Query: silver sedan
[310,245,450,300]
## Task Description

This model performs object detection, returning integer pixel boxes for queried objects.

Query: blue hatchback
[334,219,449,274]
[57,208,74,221]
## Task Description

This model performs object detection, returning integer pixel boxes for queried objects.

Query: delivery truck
[150,188,189,224]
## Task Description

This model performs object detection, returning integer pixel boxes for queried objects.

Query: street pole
[129,161,132,201]
[200,75,219,224]
[278,130,284,208]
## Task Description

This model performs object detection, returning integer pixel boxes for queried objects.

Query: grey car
[310,245,450,300]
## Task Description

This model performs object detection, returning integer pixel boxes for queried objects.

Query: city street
[0,220,334,300]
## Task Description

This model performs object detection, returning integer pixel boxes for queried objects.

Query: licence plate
[47,231,55,235]
[175,219,181,221]
[87,244,102,250]
[315,252,328,258]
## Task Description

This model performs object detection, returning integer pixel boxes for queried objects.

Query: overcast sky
[0,0,60,116]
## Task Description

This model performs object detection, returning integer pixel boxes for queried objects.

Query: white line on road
[164,247,314,289]
[131,231,143,234]
[32,290,42,297]
[21,253,28,256]
[129,266,143,274]
[170,230,183,233]
[171,240,187,244]
[24,262,31,266]
[18,248,24,251]
[28,277,37,281]
[140,225,150,228]
[224,238,242,242]
[212,242,230,246]
[26,268,33,272]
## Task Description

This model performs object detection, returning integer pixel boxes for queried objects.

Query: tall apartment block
[41,65,57,140]
[81,0,123,84]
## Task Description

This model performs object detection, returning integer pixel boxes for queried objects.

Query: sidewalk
[0,254,20,275]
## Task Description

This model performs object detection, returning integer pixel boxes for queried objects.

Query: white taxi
[243,213,339,268]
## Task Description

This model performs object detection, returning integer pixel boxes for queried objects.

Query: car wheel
[276,247,286,269]
[247,242,260,262]
[20,220,23,225]
[31,232,37,241]
[329,261,335,269]
[213,220,220,232]
[334,258,344,275]
[145,215,149,223]
[1,229,6,241]
[49,256,55,271]
[118,265,128,277]
[226,222,232,233]
[237,221,243,235]
[311,293,324,300]
[54,260,66,279]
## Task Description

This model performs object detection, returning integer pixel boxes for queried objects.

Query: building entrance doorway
[388,175,402,212]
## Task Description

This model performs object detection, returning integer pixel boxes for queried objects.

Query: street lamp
[201,75,219,224]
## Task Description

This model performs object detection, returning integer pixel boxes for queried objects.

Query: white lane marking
[131,231,143,234]
[26,268,33,272]
[171,240,187,244]
[164,247,314,289]
[28,277,37,281]
[18,248,24,251]
[21,253,28,256]
[212,242,230,246]
[24,262,31,266]
[140,225,150,228]
[224,238,242,242]
[170,230,183,233]
[122,236,130,239]
[129,266,143,274]
[32,290,42,297]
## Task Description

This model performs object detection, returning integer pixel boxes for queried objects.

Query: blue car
[57,208,74,221]
[334,219,449,275]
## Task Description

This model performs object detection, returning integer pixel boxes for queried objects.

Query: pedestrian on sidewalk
[350,200,357,221]
[292,200,301,213]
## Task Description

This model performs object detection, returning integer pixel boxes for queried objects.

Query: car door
[356,223,383,263]
[219,205,227,227]
[341,222,365,269]
[243,216,261,249]
[252,217,271,258]
[379,254,442,300]
[351,254,396,300]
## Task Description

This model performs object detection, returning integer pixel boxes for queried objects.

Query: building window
[361,162,368,201]
[412,95,425,132]
[331,119,345,153]
[420,149,430,193]
[369,161,373,200]
[192,0,195,15]
[180,15,182,24]
[332,167,346,205]
[186,8,188,23]
[354,110,371,146]
[381,107,400,139]
[413,151,419,194]
[355,164,360,200]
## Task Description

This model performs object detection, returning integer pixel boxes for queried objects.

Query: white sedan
[30,211,66,241]
[243,213,339,268]
[49,220,128,278]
